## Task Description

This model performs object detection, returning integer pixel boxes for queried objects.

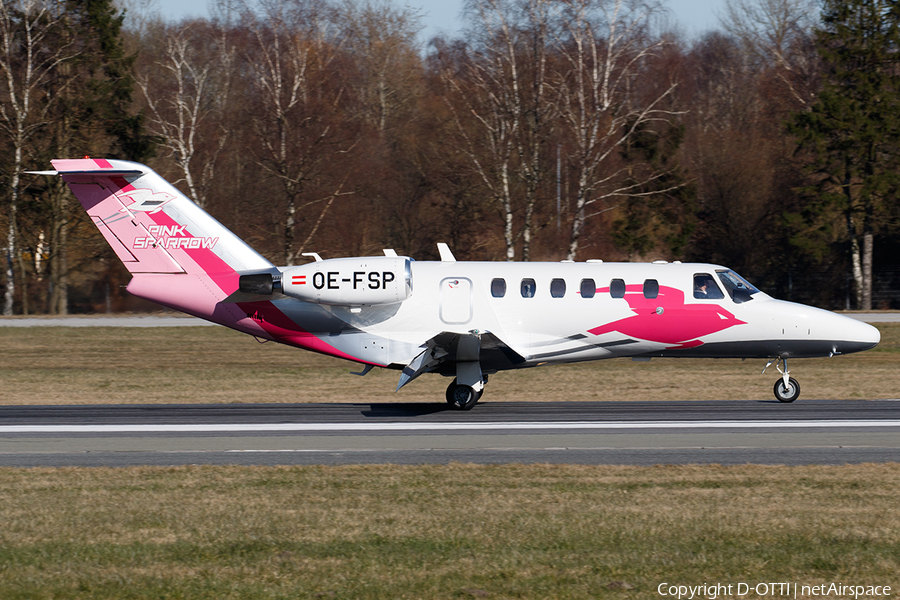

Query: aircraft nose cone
[855,319,881,348]
[834,315,880,354]
[775,301,881,357]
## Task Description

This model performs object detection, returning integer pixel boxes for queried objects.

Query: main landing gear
[763,356,800,403]
[446,375,487,410]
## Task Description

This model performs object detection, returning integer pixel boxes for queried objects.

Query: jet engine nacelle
[281,256,412,306]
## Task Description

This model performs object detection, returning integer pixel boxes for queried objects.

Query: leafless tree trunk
[343,0,422,133]
[0,0,76,315]
[441,0,555,261]
[46,174,72,314]
[553,0,679,260]
[241,0,347,265]
[721,0,819,107]
[137,22,235,208]
[516,0,553,261]
[846,206,874,311]
[440,40,519,260]
[862,229,873,309]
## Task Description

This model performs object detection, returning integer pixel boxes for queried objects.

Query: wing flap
[396,331,525,391]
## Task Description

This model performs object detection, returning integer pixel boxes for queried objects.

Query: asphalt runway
[1,400,899,467]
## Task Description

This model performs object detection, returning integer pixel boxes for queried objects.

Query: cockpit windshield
[715,269,760,303]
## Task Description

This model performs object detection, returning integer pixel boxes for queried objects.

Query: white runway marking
[2,420,900,434]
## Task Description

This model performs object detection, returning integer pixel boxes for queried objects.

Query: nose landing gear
[764,356,800,403]
[774,377,800,403]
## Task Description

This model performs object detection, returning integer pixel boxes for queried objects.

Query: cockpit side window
[716,269,759,303]
[693,273,725,299]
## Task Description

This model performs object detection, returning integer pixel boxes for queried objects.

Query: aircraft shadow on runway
[359,403,453,418]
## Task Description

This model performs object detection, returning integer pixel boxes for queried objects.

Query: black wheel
[773,377,800,403]
[446,380,478,410]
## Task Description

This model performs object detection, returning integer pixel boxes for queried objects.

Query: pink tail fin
[52,158,271,277]
[49,158,274,322]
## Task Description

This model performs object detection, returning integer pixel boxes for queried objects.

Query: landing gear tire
[774,377,800,403]
[446,380,479,410]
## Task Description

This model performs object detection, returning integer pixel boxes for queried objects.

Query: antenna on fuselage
[437,243,456,262]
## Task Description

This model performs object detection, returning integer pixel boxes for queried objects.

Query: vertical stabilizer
[48,158,274,322]
[52,158,271,276]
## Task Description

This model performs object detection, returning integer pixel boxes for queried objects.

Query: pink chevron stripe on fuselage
[588,284,747,349]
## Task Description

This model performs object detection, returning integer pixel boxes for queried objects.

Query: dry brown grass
[0,463,898,598]
[0,323,897,405]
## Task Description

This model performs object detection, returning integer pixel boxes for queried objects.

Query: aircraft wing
[396,331,526,391]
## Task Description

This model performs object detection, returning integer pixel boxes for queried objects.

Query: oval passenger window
[550,278,566,298]
[520,278,536,298]
[491,278,506,298]
[580,279,596,298]
[609,279,625,298]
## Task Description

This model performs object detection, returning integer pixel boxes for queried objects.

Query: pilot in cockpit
[693,274,724,299]
[694,275,709,298]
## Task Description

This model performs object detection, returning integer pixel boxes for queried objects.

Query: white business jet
[33,159,881,409]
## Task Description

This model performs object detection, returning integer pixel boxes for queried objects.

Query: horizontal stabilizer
[27,169,144,177]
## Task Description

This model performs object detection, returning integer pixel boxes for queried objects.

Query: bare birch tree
[441,0,556,261]
[343,0,422,133]
[241,0,350,265]
[553,0,680,260]
[439,29,519,260]
[721,0,819,107]
[0,0,76,315]
[137,21,235,208]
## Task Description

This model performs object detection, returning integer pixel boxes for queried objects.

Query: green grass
[1,323,898,404]
[0,464,898,599]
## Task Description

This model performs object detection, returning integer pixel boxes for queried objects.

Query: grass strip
[0,464,898,599]
[1,324,898,404]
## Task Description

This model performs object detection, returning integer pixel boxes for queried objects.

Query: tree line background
[2,0,900,315]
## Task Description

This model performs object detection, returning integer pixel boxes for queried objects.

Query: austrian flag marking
[292,275,307,285]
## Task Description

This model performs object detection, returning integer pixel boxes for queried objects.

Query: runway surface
[1,400,899,467]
